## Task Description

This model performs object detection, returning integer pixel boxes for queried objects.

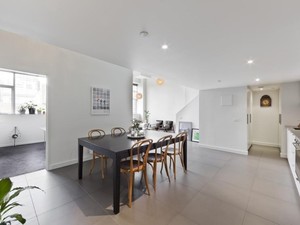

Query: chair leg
[89,154,96,175]
[173,155,176,180]
[179,154,186,173]
[143,168,150,195]
[128,173,133,208]
[101,157,105,179]
[153,162,157,191]
[163,159,171,182]
[160,160,164,174]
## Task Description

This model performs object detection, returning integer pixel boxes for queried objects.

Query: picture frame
[178,121,192,141]
[91,87,110,115]
[191,128,200,142]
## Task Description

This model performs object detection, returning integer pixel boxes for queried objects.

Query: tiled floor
[9,143,300,225]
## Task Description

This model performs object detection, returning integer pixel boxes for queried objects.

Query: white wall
[146,78,198,127]
[280,81,300,157]
[198,86,248,155]
[251,90,280,147]
[0,115,46,147]
[0,30,132,169]
[176,95,199,130]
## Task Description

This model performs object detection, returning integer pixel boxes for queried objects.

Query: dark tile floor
[8,143,300,225]
[0,143,45,178]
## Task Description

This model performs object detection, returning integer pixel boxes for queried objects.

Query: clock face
[261,95,271,107]
[262,99,269,106]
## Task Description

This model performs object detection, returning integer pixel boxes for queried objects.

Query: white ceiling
[0,0,300,90]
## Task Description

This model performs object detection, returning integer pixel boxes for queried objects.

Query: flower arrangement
[18,105,26,114]
[131,119,142,130]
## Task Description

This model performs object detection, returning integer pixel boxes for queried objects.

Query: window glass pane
[0,87,12,113]
[15,74,46,113]
[132,84,138,115]
[0,71,13,86]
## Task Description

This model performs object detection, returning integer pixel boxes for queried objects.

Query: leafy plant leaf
[0,178,12,203]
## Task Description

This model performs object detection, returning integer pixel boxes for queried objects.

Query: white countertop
[287,126,300,140]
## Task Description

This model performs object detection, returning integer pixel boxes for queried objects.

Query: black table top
[78,130,176,158]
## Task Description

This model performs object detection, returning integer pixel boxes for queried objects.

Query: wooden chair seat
[147,153,164,162]
[120,160,144,172]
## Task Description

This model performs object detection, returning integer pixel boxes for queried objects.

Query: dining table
[78,130,187,214]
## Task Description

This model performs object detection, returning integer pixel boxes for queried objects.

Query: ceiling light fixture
[255,78,260,82]
[161,44,168,50]
[139,31,149,37]
[156,78,165,85]
[247,59,254,64]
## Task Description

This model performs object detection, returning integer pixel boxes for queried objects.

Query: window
[132,83,138,115]
[0,69,46,114]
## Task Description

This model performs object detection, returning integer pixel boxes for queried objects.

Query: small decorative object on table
[128,119,144,138]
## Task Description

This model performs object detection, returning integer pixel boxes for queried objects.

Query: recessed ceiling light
[255,78,260,82]
[161,44,168,50]
[139,31,149,37]
[247,59,254,64]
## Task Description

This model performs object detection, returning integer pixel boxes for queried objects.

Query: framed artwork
[178,121,192,141]
[191,128,200,142]
[91,87,110,115]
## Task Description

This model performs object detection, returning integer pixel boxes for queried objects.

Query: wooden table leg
[78,144,83,179]
[113,156,121,214]
[183,139,187,170]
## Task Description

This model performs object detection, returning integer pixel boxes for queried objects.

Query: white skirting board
[198,143,248,155]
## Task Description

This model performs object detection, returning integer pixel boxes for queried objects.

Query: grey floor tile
[214,167,256,190]
[181,192,245,225]
[4,143,300,225]
[167,214,200,225]
[247,192,300,225]
[252,177,299,204]
[201,179,251,210]
[30,181,87,215]
[243,212,279,225]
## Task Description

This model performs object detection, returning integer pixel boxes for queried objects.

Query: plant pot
[19,110,26,114]
[28,108,36,114]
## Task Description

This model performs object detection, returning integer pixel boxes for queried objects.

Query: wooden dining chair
[146,135,172,191]
[88,129,108,179]
[111,127,126,136]
[162,132,187,179]
[120,139,153,208]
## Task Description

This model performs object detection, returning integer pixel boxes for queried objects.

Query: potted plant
[17,105,26,114]
[25,101,37,114]
[0,178,42,225]
[144,110,150,124]
[36,107,43,115]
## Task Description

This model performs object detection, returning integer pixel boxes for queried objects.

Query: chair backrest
[155,135,173,159]
[111,127,126,136]
[173,132,187,153]
[129,139,153,172]
[88,129,106,139]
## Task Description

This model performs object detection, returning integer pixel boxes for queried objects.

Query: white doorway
[250,86,280,148]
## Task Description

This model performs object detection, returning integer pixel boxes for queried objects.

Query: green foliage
[24,101,37,109]
[0,178,42,225]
